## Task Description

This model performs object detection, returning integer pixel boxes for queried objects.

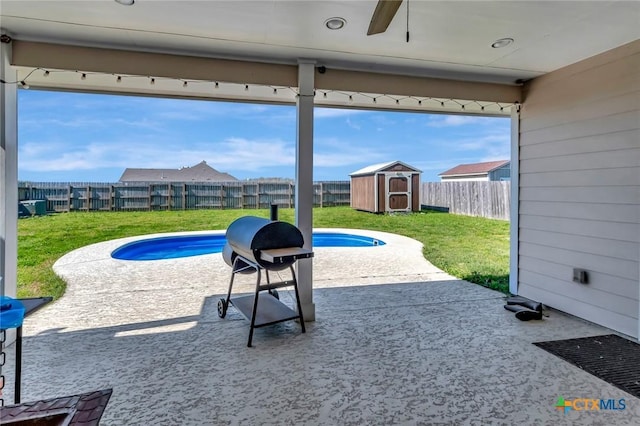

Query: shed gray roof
[119,161,238,182]
[350,161,421,176]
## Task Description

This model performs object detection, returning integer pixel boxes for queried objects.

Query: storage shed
[350,161,421,213]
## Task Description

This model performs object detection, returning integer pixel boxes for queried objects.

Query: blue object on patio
[0,296,53,405]
[0,296,25,330]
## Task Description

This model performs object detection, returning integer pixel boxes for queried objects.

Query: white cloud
[421,129,510,173]
[345,117,361,130]
[410,160,463,172]
[18,91,514,182]
[426,115,500,128]
[315,108,365,119]
[213,138,295,170]
[454,133,509,151]
[19,137,296,173]
[20,116,163,131]
[314,137,389,167]
[19,133,391,176]
[370,115,398,126]
[162,106,365,125]
[314,150,386,167]
[152,100,250,121]
[426,115,511,162]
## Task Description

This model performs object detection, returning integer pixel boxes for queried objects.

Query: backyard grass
[17,207,509,299]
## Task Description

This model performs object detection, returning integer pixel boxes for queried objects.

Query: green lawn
[17,207,510,299]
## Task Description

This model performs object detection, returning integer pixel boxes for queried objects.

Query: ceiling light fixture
[325,17,346,30]
[491,37,514,48]
[114,0,135,5]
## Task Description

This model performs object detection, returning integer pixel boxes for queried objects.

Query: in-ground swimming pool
[111,232,385,261]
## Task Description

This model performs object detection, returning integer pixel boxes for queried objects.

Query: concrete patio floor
[3,229,639,425]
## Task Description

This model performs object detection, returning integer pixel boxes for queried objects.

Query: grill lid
[224,216,311,270]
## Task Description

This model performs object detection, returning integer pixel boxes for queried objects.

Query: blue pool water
[111,232,385,261]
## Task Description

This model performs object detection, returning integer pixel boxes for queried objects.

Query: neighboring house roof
[350,160,421,176]
[119,161,238,182]
[439,160,510,177]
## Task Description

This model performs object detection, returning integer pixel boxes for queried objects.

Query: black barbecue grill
[218,215,313,347]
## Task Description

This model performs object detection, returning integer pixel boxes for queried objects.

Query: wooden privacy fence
[420,181,511,221]
[20,180,511,219]
[19,181,351,212]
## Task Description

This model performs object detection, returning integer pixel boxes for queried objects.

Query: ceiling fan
[367,0,404,36]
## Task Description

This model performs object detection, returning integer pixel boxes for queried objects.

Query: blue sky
[18,90,510,182]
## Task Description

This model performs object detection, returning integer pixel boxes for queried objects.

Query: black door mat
[533,334,640,398]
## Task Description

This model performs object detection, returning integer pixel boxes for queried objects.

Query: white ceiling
[2,0,639,85]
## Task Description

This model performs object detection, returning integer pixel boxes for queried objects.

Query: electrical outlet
[573,268,588,284]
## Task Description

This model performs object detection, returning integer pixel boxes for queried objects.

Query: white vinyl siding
[518,40,640,338]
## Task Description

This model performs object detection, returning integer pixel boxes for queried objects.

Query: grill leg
[225,262,238,306]
[265,270,275,297]
[247,268,262,347]
[289,265,306,333]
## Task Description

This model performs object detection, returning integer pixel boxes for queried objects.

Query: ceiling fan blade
[367,0,403,35]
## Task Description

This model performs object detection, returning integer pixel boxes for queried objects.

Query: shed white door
[385,173,412,212]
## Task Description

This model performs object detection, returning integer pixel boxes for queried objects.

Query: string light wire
[4,67,514,113]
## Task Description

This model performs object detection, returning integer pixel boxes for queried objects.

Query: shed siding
[350,176,375,212]
[412,174,420,211]
[518,40,640,337]
[377,174,385,212]
[489,164,511,181]
[381,164,415,173]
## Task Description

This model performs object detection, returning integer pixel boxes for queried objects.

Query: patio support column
[295,60,315,321]
[0,32,18,302]
[509,104,520,295]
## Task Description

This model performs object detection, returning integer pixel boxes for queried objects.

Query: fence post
[255,183,259,209]
[17,180,353,214]
[419,181,510,220]
[147,184,152,211]
[289,182,293,208]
